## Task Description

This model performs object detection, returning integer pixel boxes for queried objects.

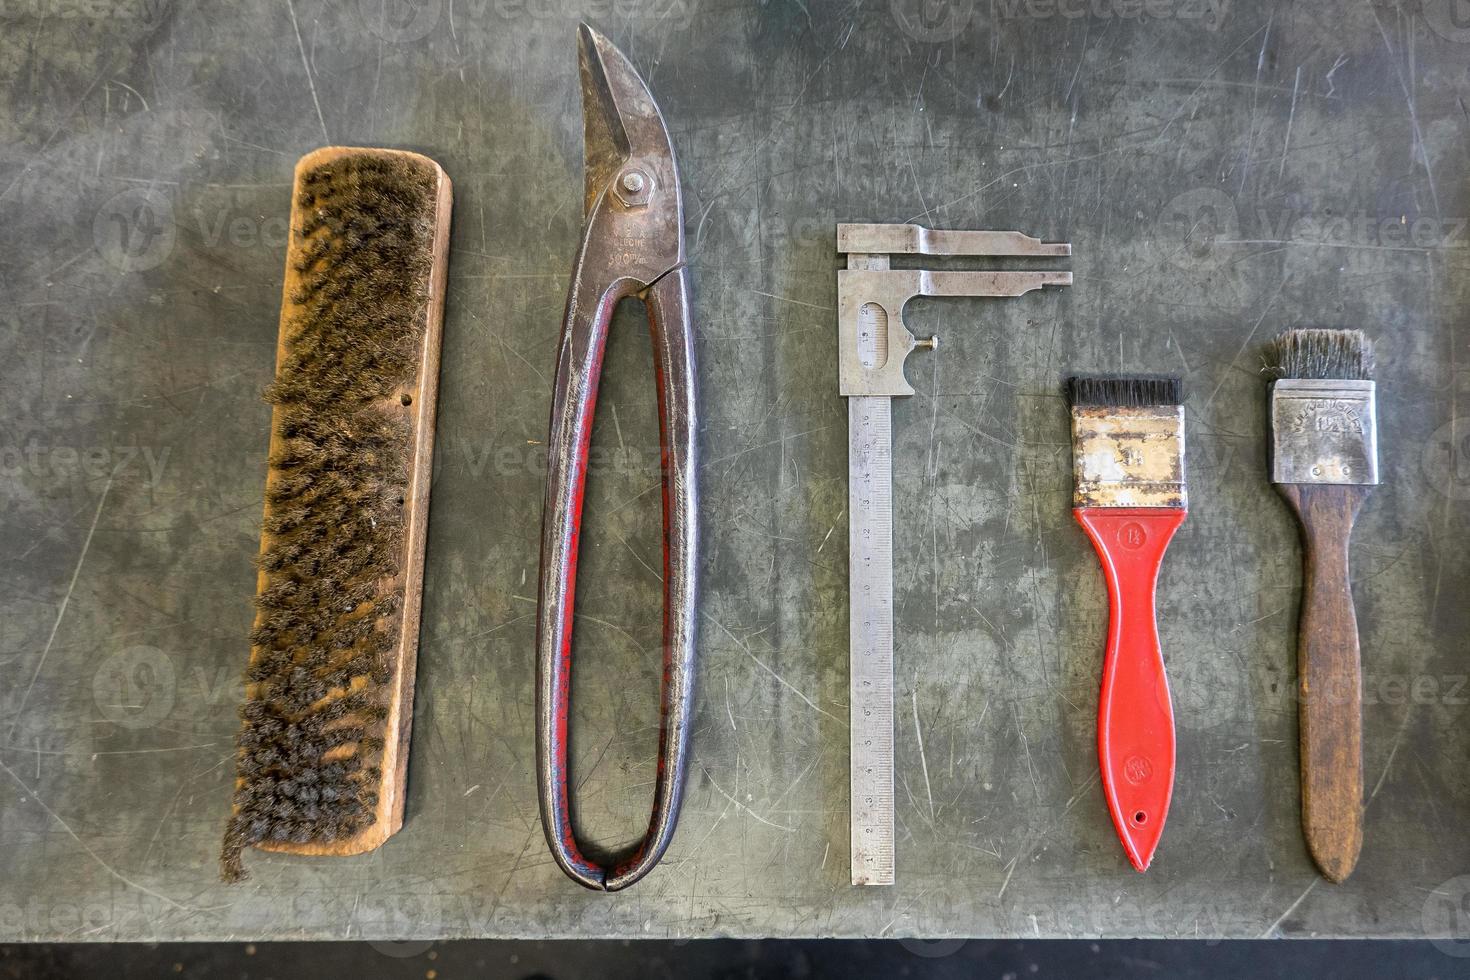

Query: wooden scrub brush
[221,146,452,880]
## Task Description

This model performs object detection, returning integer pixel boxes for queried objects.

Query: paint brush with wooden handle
[1264,328,1378,883]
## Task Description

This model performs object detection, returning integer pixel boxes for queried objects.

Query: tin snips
[535,24,699,891]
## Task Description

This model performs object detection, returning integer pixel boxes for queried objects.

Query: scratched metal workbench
[3,0,1470,944]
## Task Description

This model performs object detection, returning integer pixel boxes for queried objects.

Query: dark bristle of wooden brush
[1262,328,1375,381]
[220,151,438,883]
[1065,375,1183,409]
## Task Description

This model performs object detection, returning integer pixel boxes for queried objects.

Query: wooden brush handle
[1278,482,1371,883]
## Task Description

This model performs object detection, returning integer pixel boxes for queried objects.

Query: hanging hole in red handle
[1133,811,1147,825]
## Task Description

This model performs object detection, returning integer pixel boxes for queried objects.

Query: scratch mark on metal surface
[610,481,661,516]
[575,734,616,792]
[706,614,840,723]
[1203,274,1288,411]
[285,0,330,144]
[1218,238,1456,254]
[493,332,548,385]
[140,773,197,870]
[345,891,360,939]
[912,685,935,824]
[0,62,115,206]
[1061,769,1101,813]
[481,821,545,924]
[1366,2,1441,215]
[1259,878,1319,937]
[996,854,1019,900]
[606,524,662,581]
[1324,54,1349,98]
[574,613,644,651]
[997,55,1015,101]
[704,425,831,474]
[1235,13,1272,195]
[752,290,832,312]
[724,674,737,731]
[1429,258,1454,621]
[1156,24,1271,144]
[1232,606,1286,630]
[1278,66,1301,181]
[8,474,112,741]
[668,759,737,882]
[704,38,842,201]
[879,887,933,937]
[1064,23,1089,105]
[699,763,796,832]
[106,80,150,112]
[1015,708,1040,803]
[610,401,627,454]
[0,758,215,912]
[465,612,533,640]
[766,756,817,812]
[1369,704,1413,802]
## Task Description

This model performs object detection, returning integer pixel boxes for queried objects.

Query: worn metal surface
[535,24,698,893]
[840,226,1070,399]
[837,223,1072,257]
[1270,380,1381,485]
[838,265,1072,396]
[2,0,1470,943]
[1071,405,1188,508]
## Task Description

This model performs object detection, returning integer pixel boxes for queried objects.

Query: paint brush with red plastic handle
[1067,376,1187,872]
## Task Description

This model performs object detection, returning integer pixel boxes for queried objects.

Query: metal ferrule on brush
[1269,379,1378,486]
[1070,405,1187,509]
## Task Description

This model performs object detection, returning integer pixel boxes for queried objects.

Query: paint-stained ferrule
[1269,379,1378,486]
[1071,405,1187,509]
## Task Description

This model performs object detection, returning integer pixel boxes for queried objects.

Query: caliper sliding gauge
[837,222,1073,885]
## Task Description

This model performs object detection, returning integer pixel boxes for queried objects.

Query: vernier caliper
[837,222,1072,885]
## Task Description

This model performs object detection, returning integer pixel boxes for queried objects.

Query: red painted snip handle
[1075,507,1186,872]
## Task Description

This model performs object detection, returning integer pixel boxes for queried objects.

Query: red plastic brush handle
[1075,507,1186,872]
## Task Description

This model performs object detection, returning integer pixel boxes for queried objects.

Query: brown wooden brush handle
[1277,482,1371,883]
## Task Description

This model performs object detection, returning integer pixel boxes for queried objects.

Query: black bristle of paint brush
[219,151,438,883]
[1065,375,1183,409]
[1263,329,1375,381]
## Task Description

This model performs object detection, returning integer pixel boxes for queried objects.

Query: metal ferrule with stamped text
[1071,405,1187,509]
[1269,379,1378,486]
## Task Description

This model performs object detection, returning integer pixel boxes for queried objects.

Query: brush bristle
[1263,328,1375,381]
[221,151,439,882]
[1065,375,1182,409]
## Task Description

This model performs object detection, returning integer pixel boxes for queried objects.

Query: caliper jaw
[836,223,1073,397]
